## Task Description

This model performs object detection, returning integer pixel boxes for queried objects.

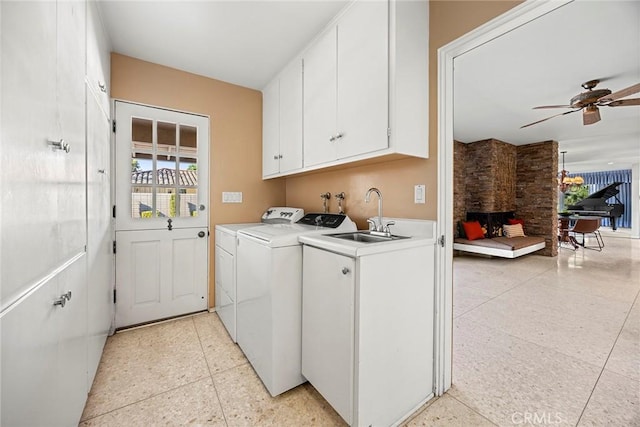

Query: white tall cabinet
[1,1,113,425]
[86,0,114,390]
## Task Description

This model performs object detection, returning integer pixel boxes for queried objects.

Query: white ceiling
[98,0,640,173]
[454,0,640,173]
[98,0,349,90]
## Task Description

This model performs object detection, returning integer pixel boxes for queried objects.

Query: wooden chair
[570,218,604,251]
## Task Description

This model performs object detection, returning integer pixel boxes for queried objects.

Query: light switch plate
[414,185,425,204]
[222,192,243,203]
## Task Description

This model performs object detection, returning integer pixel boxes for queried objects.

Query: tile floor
[81,236,639,426]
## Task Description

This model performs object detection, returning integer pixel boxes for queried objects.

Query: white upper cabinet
[262,0,429,179]
[86,0,111,116]
[262,58,303,178]
[263,78,281,176]
[304,0,389,168]
[302,27,338,167]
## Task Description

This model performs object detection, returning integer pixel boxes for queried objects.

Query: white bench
[453,236,546,258]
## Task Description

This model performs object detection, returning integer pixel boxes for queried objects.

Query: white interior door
[114,101,209,328]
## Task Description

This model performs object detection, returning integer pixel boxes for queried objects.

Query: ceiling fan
[521,79,640,128]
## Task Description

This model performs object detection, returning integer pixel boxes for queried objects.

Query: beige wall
[110,1,523,308]
[111,53,285,307]
[285,0,522,228]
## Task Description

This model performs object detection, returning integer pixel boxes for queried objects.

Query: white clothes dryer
[214,207,303,342]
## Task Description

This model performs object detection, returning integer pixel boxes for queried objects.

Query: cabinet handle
[341,267,350,275]
[279,154,283,159]
[53,291,71,308]
[335,132,344,140]
[274,154,279,160]
[49,138,70,153]
[98,82,107,93]
[329,135,336,142]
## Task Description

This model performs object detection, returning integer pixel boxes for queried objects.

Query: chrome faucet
[365,187,384,233]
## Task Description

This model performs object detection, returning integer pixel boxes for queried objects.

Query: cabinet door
[301,246,355,425]
[57,255,89,426]
[278,59,303,173]
[303,27,338,167]
[1,0,59,306]
[262,78,280,177]
[336,0,389,159]
[86,89,114,387]
[215,245,236,341]
[87,0,111,115]
[1,273,60,427]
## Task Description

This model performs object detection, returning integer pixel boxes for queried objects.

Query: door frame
[434,0,573,395]
[111,99,211,327]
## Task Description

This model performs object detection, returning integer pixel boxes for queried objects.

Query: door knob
[341,267,350,275]
[198,231,206,238]
[199,204,205,211]
[167,218,173,230]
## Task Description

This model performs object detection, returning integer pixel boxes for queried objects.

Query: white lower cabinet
[302,244,434,426]
[1,255,88,427]
[302,249,355,423]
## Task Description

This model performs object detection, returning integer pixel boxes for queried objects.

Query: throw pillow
[503,223,525,238]
[457,221,467,239]
[508,218,525,228]
[462,221,485,241]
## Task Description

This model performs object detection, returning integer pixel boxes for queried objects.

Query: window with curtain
[568,169,632,228]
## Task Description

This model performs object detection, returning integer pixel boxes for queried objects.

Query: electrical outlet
[414,185,425,204]
[222,192,243,203]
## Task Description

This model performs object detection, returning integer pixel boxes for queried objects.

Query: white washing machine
[236,213,357,396]
[214,207,303,342]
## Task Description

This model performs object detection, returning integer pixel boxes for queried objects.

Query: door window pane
[178,156,198,217]
[132,118,153,151]
[157,121,177,160]
[155,187,176,218]
[180,124,197,157]
[155,160,178,185]
[132,185,154,218]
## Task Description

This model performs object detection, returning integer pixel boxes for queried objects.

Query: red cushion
[508,218,524,226]
[462,221,485,241]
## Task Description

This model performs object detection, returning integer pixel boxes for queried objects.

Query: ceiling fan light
[583,105,601,125]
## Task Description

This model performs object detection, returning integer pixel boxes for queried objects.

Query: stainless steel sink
[327,231,410,243]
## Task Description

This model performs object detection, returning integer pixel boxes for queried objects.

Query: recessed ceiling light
[607,162,614,165]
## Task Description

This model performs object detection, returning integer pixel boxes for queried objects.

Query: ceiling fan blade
[606,98,640,107]
[598,83,640,102]
[520,109,580,129]
[583,106,601,125]
[532,105,573,109]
